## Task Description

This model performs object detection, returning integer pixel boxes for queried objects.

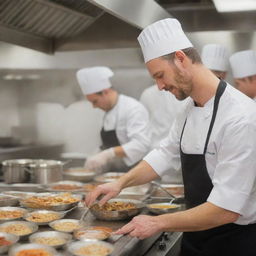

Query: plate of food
[20,192,82,211]
[0,207,28,222]
[0,194,18,207]
[0,232,19,254]
[49,219,83,233]
[146,202,181,215]
[74,226,113,241]
[45,181,84,192]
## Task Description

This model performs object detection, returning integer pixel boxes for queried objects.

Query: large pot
[28,159,63,184]
[2,159,33,183]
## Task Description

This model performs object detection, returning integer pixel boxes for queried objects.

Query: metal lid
[28,159,63,168]
[2,159,34,166]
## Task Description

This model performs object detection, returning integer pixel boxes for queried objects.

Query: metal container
[146,203,181,215]
[2,159,33,183]
[0,232,19,254]
[28,159,63,184]
[63,167,96,182]
[0,207,28,222]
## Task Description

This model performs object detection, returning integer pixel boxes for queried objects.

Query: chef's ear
[173,50,188,71]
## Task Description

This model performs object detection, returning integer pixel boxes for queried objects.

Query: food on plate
[52,221,81,232]
[33,237,66,246]
[16,249,52,256]
[148,204,179,209]
[26,212,59,223]
[50,184,83,190]
[22,193,79,208]
[0,236,11,246]
[75,227,111,241]
[0,210,23,219]
[75,244,111,256]
[92,201,136,211]
[0,223,32,236]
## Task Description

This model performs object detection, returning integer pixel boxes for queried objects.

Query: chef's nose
[156,80,165,91]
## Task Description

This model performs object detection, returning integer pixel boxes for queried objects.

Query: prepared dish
[50,219,82,232]
[0,236,11,246]
[0,223,32,236]
[33,237,65,246]
[0,210,23,219]
[92,201,136,211]
[26,212,60,223]
[74,227,112,241]
[148,204,179,209]
[51,184,83,190]
[16,249,52,256]
[75,244,112,256]
[21,193,80,209]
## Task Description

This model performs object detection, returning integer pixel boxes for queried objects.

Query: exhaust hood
[0,0,171,54]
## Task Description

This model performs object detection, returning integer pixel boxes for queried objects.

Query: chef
[230,50,256,100]
[86,19,256,256]
[76,66,151,173]
[201,44,229,79]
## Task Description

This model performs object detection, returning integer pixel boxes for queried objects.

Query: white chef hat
[229,50,256,79]
[76,66,114,95]
[201,44,229,72]
[137,18,193,63]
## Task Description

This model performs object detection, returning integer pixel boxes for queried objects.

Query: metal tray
[19,192,82,211]
[67,240,114,256]
[90,198,145,221]
[9,243,57,256]
[0,232,19,254]
[94,172,124,183]
[0,207,28,222]
[29,231,72,249]
[24,210,65,225]
[44,180,84,192]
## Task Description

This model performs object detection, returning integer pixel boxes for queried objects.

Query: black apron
[180,80,256,256]
[100,127,120,150]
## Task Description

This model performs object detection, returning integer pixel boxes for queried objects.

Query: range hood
[0,0,171,54]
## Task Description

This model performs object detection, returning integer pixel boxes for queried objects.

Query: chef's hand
[114,215,162,240]
[85,181,122,207]
[84,148,115,172]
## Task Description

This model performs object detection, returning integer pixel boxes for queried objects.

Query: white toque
[230,50,256,79]
[201,44,229,72]
[76,66,114,95]
[137,18,193,63]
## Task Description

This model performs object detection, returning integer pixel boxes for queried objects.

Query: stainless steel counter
[0,184,182,256]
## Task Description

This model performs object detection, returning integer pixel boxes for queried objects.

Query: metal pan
[49,218,83,233]
[146,203,181,215]
[94,172,124,183]
[19,192,82,211]
[63,167,96,182]
[0,194,18,207]
[0,207,28,222]
[67,240,114,256]
[9,243,57,256]
[44,181,84,192]
[24,210,65,226]
[0,221,38,239]
[0,232,19,254]
[90,198,145,221]
[29,231,72,249]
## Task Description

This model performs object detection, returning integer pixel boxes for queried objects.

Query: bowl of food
[9,243,57,256]
[74,226,112,241]
[0,221,38,239]
[90,198,145,221]
[94,172,124,183]
[29,231,72,249]
[20,192,82,211]
[0,232,19,254]
[0,194,18,207]
[45,181,84,192]
[24,210,65,225]
[67,240,114,256]
[146,203,181,215]
[63,168,96,182]
[49,218,83,233]
[0,207,28,222]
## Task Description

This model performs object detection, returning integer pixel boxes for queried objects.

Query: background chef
[86,19,256,256]
[201,43,229,79]
[230,49,256,100]
[76,66,151,173]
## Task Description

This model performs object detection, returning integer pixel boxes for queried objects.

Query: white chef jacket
[144,83,256,224]
[103,94,150,166]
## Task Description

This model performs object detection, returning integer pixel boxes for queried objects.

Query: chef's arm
[157,202,240,232]
[113,146,126,158]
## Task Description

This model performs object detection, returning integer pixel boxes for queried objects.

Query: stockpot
[28,159,63,184]
[2,159,33,183]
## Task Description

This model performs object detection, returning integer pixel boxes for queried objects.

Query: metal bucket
[2,159,33,183]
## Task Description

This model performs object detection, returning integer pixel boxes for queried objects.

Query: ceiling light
[213,0,256,12]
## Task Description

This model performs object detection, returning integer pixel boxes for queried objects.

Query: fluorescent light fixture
[213,0,256,12]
